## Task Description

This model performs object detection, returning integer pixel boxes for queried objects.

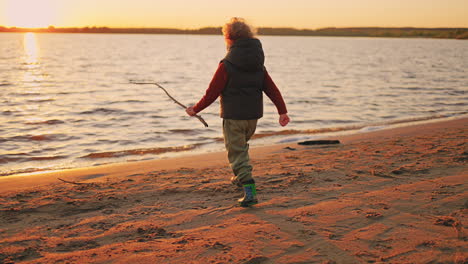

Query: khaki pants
[223,119,258,184]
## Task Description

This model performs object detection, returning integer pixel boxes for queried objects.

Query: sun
[5,0,57,28]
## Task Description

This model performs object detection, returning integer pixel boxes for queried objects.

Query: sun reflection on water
[23,32,43,85]
[24,32,39,65]
[21,32,49,124]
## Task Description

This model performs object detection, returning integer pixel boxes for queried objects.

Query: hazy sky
[1,0,467,28]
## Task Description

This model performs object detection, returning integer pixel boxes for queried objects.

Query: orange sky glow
[1,0,467,29]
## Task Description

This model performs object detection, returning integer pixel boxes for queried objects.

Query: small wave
[2,133,75,142]
[0,168,48,177]
[380,115,398,120]
[92,123,114,128]
[292,119,358,125]
[249,114,463,141]
[251,126,363,140]
[9,92,43,96]
[25,119,65,125]
[30,155,67,161]
[378,93,399,98]
[81,145,197,159]
[125,100,149,103]
[433,102,467,107]
[0,156,25,164]
[0,82,12,87]
[97,139,120,144]
[0,154,65,164]
[28,135,54,141]
[71,119,86,123]
[26,98,56,103]
[278,136,320,143]
[79,108,122,115]
[359,126,387,132]
[168,129,200,135]
[126,111,150,115]
[447,90,465,95]
[293,100,321,104]
[108,99,149,104]
[383,114,455,126]
[390,86,426,91]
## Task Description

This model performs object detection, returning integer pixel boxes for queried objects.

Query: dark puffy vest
[220,38,265,120]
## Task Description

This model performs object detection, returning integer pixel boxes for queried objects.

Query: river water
[1,33,467,175]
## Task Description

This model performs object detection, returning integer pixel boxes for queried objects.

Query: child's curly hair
[222,17,256,47]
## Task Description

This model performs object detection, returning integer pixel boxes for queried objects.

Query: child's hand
[186,106,196,116]
[279,114,290,127]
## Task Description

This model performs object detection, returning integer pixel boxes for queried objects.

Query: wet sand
[0,118,466,263]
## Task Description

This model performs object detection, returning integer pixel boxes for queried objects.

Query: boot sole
[239,200,258,207]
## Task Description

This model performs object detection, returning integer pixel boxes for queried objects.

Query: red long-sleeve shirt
[193,63,288,115]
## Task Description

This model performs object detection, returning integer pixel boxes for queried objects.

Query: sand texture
[0,118,467,263]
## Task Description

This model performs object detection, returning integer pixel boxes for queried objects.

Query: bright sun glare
[24,32,39,64]
[6,0,56,28]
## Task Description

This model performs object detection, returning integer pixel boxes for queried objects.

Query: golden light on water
[20,32,54,126]
[22,33,44,97]
[23,32,39,65]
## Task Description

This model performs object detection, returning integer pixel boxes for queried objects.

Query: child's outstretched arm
[186,63,228,116]
[263,70,290,126]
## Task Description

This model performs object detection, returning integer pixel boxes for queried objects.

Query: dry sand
[0,118,467,263]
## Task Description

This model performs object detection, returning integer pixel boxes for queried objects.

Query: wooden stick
[131,81,209,127]
[58,178,95,185]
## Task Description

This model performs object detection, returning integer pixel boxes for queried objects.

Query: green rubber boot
[238,183,258,207]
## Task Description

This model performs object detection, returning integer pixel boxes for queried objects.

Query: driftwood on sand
[130,81,209,127]
[58,178,96,186]
[298,140,341,145]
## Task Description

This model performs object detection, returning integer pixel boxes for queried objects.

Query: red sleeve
[193,63,228,113]
[263,70,288,115]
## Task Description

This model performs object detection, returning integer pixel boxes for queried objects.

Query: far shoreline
[1,26,467,39]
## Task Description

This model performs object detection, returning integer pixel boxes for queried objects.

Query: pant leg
[223,119,258,184]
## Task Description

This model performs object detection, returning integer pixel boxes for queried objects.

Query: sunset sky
[1,0,467,29]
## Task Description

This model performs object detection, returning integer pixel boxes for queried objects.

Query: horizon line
[1,25,468,30]
[2,26,467,39]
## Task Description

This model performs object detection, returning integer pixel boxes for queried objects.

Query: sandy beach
[0,117,466,263]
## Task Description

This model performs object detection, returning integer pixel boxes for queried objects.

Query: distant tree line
[0,26,467,39]
[0,26,222,35]
[259,27,468,39]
